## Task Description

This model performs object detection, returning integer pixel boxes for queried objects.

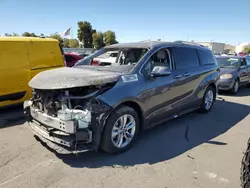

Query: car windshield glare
[216,57,240,69]
[74,47,148,67]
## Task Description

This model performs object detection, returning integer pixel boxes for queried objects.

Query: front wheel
[100,105,140,154]
[199,86,215,113]
[231,79,239,94]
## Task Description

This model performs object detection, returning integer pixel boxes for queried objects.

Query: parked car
[238,52,247,56]
[0,37,65,108]
[64,53,83,67]
[216,56,250,93]
[24,41,219,154]
[89,51,119,66]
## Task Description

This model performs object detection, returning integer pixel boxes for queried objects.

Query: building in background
[196,42,225,54]
[235,42,250,53]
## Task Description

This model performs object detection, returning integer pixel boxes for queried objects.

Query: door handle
[183,73,190,77]
[174,75,182,79]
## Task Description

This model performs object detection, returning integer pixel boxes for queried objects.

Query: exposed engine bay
[24,84,114,154]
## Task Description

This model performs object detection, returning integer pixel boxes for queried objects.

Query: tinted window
[245,58,250,65]
[173,47,199,69]
[198,49,216,65]
[65,55,75,62]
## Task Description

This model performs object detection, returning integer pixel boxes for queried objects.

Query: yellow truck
[0,37,65,108]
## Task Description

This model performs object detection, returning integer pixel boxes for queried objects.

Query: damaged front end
[24,84,113,154]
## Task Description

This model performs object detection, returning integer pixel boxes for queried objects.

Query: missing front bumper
[30,121,94,154]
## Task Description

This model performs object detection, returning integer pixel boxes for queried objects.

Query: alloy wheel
[204,90,214,110]
[234,80,239,93]
[111,114,136,148]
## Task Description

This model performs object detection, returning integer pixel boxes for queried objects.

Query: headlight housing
[220,74,233,80]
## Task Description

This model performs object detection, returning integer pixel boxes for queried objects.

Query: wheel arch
[113,100,145,132]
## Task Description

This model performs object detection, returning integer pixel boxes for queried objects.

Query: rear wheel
[199,86,215,113]
[100,105,140,154]
[241,138,250,188]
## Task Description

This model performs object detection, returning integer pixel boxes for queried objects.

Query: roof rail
[174,40,204,47]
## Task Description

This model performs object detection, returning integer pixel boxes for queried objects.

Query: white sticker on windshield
[121,74,138,83]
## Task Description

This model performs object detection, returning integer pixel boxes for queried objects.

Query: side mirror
[151,66,171,77]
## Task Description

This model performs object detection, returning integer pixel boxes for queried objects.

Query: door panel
[246,58,250,82]
[145,71,189,124]
[239,59,249,84]
[0,41,30,101]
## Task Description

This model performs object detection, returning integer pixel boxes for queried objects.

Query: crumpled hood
[29,67,123,90]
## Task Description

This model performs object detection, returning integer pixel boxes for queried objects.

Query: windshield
[75,47,148,67]
[216,57,240,69]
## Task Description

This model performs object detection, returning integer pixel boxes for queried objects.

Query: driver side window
[144,48,173,75]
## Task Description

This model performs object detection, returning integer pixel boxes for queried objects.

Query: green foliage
[63,38,70,48]
[77,21,94,48]
[92,32,105,50]
[61,38,79,48]
[4,21,119,49]
[245,47,250,54]
[12,33,19,36]
[104,30,118,46]
[22,32,37,37]
[48,33,63,45]
[4,33,12,36]
[68,39,79,48]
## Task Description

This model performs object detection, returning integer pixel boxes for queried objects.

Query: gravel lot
[0,88,250,188]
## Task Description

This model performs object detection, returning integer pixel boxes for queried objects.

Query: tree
[69,39,79,48]
[48,33,63,45]
[40,33,45,37]
[92,32,105,50]
[12,33,19,36]
[77,21,93,48]
[63,38,70,48]
[21,32,37,37]
[22,32,31,37]
[4,33,12,36]
[244,47,250,54]
[103,30,118,46]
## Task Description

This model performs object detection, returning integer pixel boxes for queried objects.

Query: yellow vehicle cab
[0,37,65,108]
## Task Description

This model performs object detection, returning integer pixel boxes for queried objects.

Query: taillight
[91,60,99,66]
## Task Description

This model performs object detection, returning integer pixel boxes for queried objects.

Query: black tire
[100,105,140,154]
[241,138,250,188]
[199,86,216,113]
[231,79,239,94]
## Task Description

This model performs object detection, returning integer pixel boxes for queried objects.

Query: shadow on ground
[54,98,250,168]
[0,104,25,129]
[219,87,250,97]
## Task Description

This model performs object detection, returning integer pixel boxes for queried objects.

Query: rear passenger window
[173,47,199,69]
[198,49,216,65]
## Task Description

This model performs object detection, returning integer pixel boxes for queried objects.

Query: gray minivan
[24,41,220,154]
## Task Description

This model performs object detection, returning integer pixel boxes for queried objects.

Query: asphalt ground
[0,88,250,188]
